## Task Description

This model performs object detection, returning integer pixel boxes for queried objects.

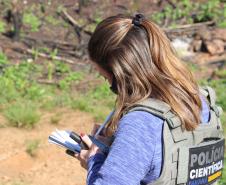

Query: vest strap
[200,86,223,118]
[129,98,171,114]
[201,86,216,106]
[177,147,189,184]
[127,98,182,129]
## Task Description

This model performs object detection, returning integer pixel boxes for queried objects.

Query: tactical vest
[126,86,225,185]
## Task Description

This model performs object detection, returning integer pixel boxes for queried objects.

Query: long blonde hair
[88,14,202,136]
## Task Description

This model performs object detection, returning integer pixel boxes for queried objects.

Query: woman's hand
[67,124,113,170]
[72,133,113,170]
[74,133,101,170]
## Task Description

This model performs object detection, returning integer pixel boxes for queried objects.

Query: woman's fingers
[80,134,93,148]
[65,149,81,158]
[74,152,79,158]
[65,149,76,157]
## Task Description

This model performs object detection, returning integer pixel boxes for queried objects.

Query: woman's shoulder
[117,110,164,134]
[116,94,210,133]
[121,110,164,123]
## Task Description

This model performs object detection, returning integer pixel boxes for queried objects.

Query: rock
[212,28,226,41]
[190,39,203,52]
[199,28,212,41]
[171,38,194,57]
[204,39,225,55]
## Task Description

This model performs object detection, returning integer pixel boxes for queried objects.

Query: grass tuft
[25,139,40,157]
[4,101,40,128]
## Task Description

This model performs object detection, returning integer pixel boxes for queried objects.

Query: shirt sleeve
[200,95,210,123]
[86,111,164,185]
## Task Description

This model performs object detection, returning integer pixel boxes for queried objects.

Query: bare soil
[0,108,95,185]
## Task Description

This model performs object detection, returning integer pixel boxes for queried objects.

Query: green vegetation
[0,51,8,65]
[219,158,226,185]
[71,82,115,121]
[186,62,199,72]
[50,112,61,124]
[45,15,61,26]
[0,51,115,125]
[59,72,83,90]
[0,54,45,106]
[25,139,40,157]
[150,0,226,28]
[4,101,40,128]
[215,69,226,78]
[0,20,6,33]
[23,12,41,32]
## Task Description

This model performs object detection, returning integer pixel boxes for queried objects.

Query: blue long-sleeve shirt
[87,97,210,185]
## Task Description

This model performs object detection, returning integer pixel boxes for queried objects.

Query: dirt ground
[0,108,96,185]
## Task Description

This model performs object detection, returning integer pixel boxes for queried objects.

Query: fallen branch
[61,9,92,36]
[197,53,226,66]
[13,47,86,65]
[62,9,82,29]
[163,21,215,32]
[21,39,84,59]
[23,35,78,48]
[203,56,226,66]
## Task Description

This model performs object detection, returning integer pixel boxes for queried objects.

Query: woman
[74,13,210,185]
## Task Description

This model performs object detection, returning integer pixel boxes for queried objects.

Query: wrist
[87,152,106,169]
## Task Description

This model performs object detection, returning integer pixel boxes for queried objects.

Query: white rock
[171,38,194,57]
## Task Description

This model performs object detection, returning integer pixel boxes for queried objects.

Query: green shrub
[219,157,226,185]
[0,59,45,104]
[50,113,61,124]
[89,82,113,100]
[151,0,225,27]
[0,78,20,105]
[23,12,41,32]
[196,0,221,22]
[45,15,61,26]
[25,83,46,100]
[70,82,115,121]
[215,69,226,78]
[71,97,92,112]
[55,61,71,74]
[0,51,8,66]
[59,72,83,90]
[0,21,6,33]
[4,101,40,128]
[25,139,40,157]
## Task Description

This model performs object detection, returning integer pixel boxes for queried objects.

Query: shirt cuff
[87,152,107,170]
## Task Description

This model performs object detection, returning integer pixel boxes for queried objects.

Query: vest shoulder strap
[125,85,221,129]
[125,98,181,129]
[200,85,223,117]
[199,85,216,106]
